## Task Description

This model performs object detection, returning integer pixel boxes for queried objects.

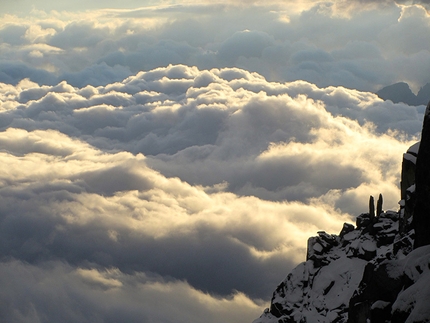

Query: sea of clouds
[0,1,429,323]
[2,1,430,92]
[0,64,422,323]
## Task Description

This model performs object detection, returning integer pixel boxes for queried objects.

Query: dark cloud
[0,61,57,85]
[60,63,132,88]
[0,128,306,304]
[0,24,29,45]
[75,165,154,195]
[0,260,262,323]
[218,30,275,65]
[99,40,199,74]
[0,196,288,298]
[48,22,109,50]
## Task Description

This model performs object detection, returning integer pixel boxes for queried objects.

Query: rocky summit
[253,102,430,323]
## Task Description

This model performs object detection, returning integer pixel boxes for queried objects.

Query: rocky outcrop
[347,110,430,321]
[348,244,430,323]
[399,141,418,236]
[253,210,400,323]
[254,182,429,323]
[413,101,430,248]
[253,104,430,323]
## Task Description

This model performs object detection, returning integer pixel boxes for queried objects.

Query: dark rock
[382,210,399,220]
[307,232,338,261]
[413,101,430,248]
[306,236,319,260]
[356,213,371,229]
[339,223,355,239]
[391,309,411,323]
[393,230,414,256]
[347,260,404,323]
[369,196,375,219]
[317,231,338,248]
[391,246,430,322]
[269,301,284,318]
[358,248,376,261]
[348,301,370,323]
[370,301,392,323]
[400,142,418,236]
[376,194,383,217]
[376,232,396,247]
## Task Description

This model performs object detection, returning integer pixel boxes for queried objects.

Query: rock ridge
[253,102,430,323]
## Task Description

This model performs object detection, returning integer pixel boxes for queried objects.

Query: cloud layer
[0,64,421,322]
[1,1,430,92]
[1,1,429,322]
[0,260,264,323]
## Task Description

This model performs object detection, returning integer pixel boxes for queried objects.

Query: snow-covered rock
[253,102,430,323]
[253,210,402,323]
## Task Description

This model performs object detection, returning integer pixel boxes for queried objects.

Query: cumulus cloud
[0,65,419,210]
[1,1,430,92]
[0,125,347,299]
[0,66,419,321]
[1,2,428,322]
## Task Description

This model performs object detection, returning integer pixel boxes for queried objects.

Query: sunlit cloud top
[0,63,421,323]
[1,0,430,93]
[0,1,428,322]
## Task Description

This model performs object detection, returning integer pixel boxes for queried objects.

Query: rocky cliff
[253,102,430,323]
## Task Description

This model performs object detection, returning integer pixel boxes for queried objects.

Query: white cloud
[0,2,428,322]
[0,67,419,319]
[0,65,418,213]
[0,126,349,304]
[1,2,430,91]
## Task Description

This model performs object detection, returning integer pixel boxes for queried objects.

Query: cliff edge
[253,102,430,323]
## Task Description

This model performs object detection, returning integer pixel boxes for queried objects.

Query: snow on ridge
[253,208,430,323]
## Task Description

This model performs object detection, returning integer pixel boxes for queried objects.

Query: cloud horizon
[0,64,422,322]
[1,1,430,92]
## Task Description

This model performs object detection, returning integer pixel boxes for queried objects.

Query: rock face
[253,210,402,323]
[253,103,430,323]
[400,141,418,233]
[413,101,430,248]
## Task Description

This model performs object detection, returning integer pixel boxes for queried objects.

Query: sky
[0,1,429,323]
